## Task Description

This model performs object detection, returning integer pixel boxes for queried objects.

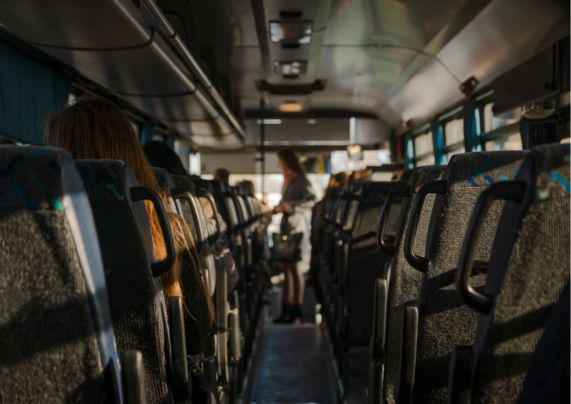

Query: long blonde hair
[46,97,213,319]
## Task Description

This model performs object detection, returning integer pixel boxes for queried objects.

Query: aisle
[249,323,339,403]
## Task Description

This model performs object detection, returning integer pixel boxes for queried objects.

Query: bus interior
[0,0,569,403]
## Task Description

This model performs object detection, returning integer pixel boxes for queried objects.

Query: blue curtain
[463,100,481,152]
[405,136,415,169]
[140,121,154,144]
[431,122,446,165]
[0,41,69,144]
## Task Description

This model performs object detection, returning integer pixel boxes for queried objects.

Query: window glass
[414,131,433,156]
[444,118,464,146]
[483,103,521,132]
[484,132,523,151]
[416,154,435,166]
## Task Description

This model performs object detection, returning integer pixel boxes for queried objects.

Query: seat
[518,282,569,404]
[341,182,396,348]
[450,144,570,403]
[402,151,527,403]
[0,147,123,402]
[334,182,395,398]
[370,165,446,404]
[76,160,178,403]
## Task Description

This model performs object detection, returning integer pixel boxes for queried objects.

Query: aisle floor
[249,323,339,404]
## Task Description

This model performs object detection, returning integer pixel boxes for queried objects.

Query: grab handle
[131,186,176,277]
[455,181,525,313]
[377,184,411,256]
[403,180,447,273]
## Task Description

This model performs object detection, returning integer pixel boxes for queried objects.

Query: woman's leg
[282,263,292,304]
[294,262,305,306]
[274,263,292,322]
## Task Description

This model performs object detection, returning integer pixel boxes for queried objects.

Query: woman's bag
[271,214,302,263]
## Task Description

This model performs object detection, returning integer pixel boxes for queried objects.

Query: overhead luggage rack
[0,0,245,146]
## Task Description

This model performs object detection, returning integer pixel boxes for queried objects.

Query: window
[436,109,465,164]
[478,102,523,151]
[409,130,434,167]
[444,118,464,147]
[484,133,523,151]
[414,131,432,156]
[416,154,435,166]
[483,103,521,132]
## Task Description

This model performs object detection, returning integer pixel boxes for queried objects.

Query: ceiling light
[279,101,303,113]
[269,20,312,45]
[256,119,282,125]
[273,60,308,77]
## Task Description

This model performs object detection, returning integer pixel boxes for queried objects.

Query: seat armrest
[120,350,147,404]
[167,296,190,401]
[398,303,419,402]
[447,345,474,404]
[368,278,389,404]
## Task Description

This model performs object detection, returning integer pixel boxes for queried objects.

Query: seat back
[382,165,446,404]
[76,160,170,403]
[0,147,121,402]
[411,151,527,402]
[343,182,395,347]
[468,144,570,402]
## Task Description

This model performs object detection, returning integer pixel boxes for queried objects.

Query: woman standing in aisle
[273,149,315,323]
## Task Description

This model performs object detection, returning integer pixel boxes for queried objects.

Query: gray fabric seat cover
[76,160,169,404]
[413,151,527,403]
[0,147,120,403]
[471,144,570,403]
[383,166,446,404]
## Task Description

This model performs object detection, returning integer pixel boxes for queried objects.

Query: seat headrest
[74,160,137,201]
[75,159,154,264]
[0,146,77,210]
[446,150,528,186]
[408,165,446,192]
[172,174,197,194]
[152,167,176,192]
[520,143,570,201]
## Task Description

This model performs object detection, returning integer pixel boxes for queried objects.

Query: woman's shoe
[283,304,303,324]
[273,304,292,323]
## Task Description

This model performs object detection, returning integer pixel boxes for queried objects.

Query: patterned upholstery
[413,151,527,403]
[383,165,446,404]
[470,144,570,403]
[76,160,170,404]
[0,146,120,403]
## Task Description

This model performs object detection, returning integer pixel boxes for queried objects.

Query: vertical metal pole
[260,97,266,194]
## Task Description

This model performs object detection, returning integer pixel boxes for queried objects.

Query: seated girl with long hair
[46,97,214,346]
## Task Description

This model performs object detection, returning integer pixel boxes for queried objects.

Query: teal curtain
[165,136,175,150]
[463,100,481,152]
[140,121,154,144]
[431,122,446,165]
[0,41,69,144]
[405,136,415,169]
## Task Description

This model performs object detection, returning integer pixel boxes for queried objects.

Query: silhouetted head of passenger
[143,140,187,176]
[214,167,230,184]
[348,168,372,183]
[235,179,255,195]
[277,149,305,186]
